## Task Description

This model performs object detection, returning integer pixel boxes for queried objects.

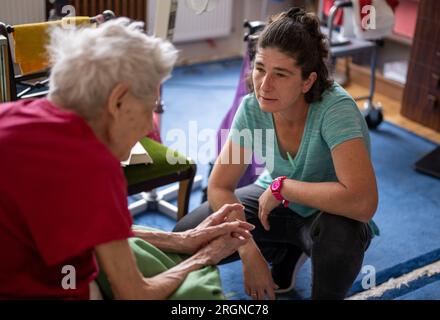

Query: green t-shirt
[229,82,379,236]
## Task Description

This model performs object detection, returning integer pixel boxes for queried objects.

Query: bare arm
[208,140,277,300]
[131,229,187,253]
[208,140,249,215]
[208,140,260,257]
[95,233,249,300]
[132,204,254,255]
[95,239,205,299]
[281,138,378,222]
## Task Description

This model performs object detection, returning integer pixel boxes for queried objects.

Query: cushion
[124,137,193,186]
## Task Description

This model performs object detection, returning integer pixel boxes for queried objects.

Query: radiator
[148,0,233,43]
[0,0,146,25]
[69,0,147,22]
[0,0,46,25]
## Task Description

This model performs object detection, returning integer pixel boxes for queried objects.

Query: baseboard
[176,52,244,67]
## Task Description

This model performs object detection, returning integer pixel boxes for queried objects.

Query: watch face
[272,180,280,190]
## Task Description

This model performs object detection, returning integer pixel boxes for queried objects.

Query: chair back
[0,11,114,102]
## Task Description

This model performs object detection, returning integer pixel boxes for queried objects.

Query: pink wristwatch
[270,176,289,208]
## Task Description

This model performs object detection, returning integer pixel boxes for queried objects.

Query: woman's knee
[173,201,213,232]
[310,212,371,251]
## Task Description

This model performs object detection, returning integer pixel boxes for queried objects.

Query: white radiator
[148,0,233,43]
[0,0,46,25]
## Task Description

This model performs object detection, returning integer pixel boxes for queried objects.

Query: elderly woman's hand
[179,204,254,254]
[197,203,245,228]
[194,232,250,266]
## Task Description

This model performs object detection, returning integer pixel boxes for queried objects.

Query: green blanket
[96,226,225,300]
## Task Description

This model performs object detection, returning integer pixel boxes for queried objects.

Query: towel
[12,17,91,75]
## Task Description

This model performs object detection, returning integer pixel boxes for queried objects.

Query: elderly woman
[0,19,253,299]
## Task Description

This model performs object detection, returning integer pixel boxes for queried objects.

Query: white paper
[121,142,153,167]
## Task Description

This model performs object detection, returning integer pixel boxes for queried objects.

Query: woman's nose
[260,74,273,91]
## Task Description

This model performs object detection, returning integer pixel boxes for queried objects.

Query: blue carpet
[133,59,440,300]
[396,279,440,300]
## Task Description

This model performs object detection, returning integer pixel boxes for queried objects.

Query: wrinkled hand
[243,253,278,300]
[258,187,281,231]
[196,232,250,266]
[197,203,245,229]
[180,203,254,254]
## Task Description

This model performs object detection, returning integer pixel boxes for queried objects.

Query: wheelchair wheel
[362,100,383,129]
[364,107,383,129]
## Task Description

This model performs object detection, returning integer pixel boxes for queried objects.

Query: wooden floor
[343,83,440,144]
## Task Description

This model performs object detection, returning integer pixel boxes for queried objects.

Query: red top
[0,99,134,299]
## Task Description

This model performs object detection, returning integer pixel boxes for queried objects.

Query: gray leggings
[173,184,372,300]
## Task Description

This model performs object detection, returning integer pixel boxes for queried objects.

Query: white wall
[170,0,246,65]
[0,0,46,25]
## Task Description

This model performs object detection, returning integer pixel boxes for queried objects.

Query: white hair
[47,18,178,120]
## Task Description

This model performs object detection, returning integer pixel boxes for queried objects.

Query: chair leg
[177,179,193,221]
[177,164,196,220]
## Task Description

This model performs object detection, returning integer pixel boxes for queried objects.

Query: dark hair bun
[258,7,333,103]
[286,7,305,19]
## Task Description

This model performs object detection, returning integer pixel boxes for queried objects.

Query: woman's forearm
[208,187,244,219]
[132,228,187,253]
[207,186,262,258]
[281,179,377,222]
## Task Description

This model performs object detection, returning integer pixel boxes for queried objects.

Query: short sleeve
[321,99,366,150]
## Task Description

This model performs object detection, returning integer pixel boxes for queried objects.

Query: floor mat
[396,279,440,300]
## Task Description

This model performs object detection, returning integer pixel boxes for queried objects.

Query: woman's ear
[302,72,317,94]
[107,83,129,117]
